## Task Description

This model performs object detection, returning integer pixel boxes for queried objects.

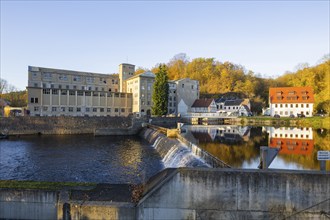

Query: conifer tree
[152,64,169,116]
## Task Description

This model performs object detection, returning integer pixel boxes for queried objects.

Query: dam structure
[1,126,329,219]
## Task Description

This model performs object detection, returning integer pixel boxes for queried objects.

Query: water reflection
[266,127,313,155]
[181,125,329,171]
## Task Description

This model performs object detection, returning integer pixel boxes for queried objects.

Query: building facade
[191,99,217,113]
[215,98,252,116]
[125,71,155,116]
[269,87,314,117]
[27,66,132,116]
[27,64,200,117]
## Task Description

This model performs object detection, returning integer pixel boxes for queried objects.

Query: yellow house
[4,106,26,117]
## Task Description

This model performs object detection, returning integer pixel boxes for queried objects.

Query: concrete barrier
[0,189,58,220]
[137,168,330,220]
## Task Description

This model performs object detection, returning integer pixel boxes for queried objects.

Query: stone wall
[138,168,330,220]
[0,189,58,220]
[0,116,134,135]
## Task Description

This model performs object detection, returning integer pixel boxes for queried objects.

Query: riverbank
[237,116,330,129]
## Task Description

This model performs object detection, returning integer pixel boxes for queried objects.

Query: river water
[0,135,163,184]
[1,126,329,184]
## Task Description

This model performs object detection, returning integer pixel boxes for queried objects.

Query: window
[69,107,74,112]
[73,76,81,82]
[43,106,48,111]
[77,91,84,96]
[51,84,54,89]
[115,108,119,112]
[296,104,298,107]
[100,108,104,112]
[301,104,304,108]
[61,107,66,112]
[43,89,50,94]
[59,75,68,81]
[52,89,58,95]
[285,104,288,107]
[73,86,77,90]
[107,108,111,112]
[142,85,145,90]
[34,106,39,111]
[81,86,85,90]
[66,85,70,89]
[59,85,62,89]
[85,91,91,96]
[52,107,57,112]
[34,83,38,87]
[77,107,81,112]
[69,91,75,96]
[30,97,38,103]
[275,104,278,107]
[306,104,309,108]
[182,84,184,88]
[191,85,194,89]
[121,109,125,113]
[290,104,293,108]
[280,104,283,108]
[93,108,97,112]
[93,92,99,97]
[61,90,67,95]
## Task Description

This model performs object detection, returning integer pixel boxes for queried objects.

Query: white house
[269,87,314,117]
[215,98,252,116]
[191,99,217,113]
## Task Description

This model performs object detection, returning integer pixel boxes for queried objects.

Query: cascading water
[141,128,209,168]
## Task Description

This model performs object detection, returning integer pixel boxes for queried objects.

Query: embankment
[0,116,137,135]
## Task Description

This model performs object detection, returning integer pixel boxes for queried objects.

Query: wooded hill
[137,54,329,114]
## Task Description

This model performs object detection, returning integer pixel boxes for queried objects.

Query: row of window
[274,133,310,138]
[275,103,310,108]
[36,83,115,92]
[274,111,310,116]
[32,72,118,85]
[34,106,130,113]
[41,89,128,98]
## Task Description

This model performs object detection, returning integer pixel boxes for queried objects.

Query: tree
[0,78,8,95]
[152,64,169,116]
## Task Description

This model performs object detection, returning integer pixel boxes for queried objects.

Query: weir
[139,127,229,168]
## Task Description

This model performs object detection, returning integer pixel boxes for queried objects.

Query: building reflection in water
[265,127,314,155]
[183,125,251,144]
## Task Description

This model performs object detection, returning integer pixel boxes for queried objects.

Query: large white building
[27,66,132,117]
[269,87,314,117]
[27,64,200,117]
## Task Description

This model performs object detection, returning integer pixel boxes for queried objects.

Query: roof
[126,71,155,81]
[191,99,214,108]
[269,87,314,104]
[224,99,244,106]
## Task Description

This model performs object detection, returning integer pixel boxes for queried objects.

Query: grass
[0,180,96,190]
[240,116,330,129]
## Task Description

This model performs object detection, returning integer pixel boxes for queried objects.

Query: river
[1,126,329,184]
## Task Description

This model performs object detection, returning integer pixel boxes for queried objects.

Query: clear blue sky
[1,1,329,90]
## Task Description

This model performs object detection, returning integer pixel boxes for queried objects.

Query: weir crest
[140,128,209,168]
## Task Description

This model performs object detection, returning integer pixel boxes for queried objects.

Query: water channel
[0,126,329,184]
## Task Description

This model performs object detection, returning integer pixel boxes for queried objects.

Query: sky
[1,1,329,90]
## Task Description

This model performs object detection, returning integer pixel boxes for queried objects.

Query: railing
[182,112,238,118]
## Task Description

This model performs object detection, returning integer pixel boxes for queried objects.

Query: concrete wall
[0,116,134,135]
[0,189,58,220]
[138,168,330,220]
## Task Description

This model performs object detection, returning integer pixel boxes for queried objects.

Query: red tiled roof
[191,99,214,108]
[269,87,314,104]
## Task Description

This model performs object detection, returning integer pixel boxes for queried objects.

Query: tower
[119,63,135,92]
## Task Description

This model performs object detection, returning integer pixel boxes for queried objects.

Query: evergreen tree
[152,64,169,116]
